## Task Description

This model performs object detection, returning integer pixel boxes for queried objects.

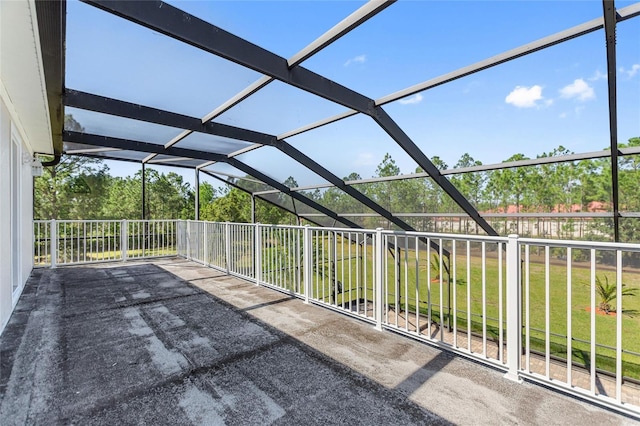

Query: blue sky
[65,0,640,189]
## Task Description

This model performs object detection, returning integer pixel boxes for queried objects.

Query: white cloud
[619,64,640,78]
[589,70,607,81]
[559,112,567,119]
[398,93,423,105]
[344,54,366,67]
[559,79,594,101]
[505,85,544,108]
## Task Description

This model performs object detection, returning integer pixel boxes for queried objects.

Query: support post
[251,195,256,224]
[50,219,57,268]
[186,220,191,260]
[195,168,200,221]
[303,225,312,304]
[141,163,146,220]
[121,219,128,261]
[225,222,231,275]
[505,234,523,382]
[254,223,261,285]
[375,228,384,331]
[203,222,209,266]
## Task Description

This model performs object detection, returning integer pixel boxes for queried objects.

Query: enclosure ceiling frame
[602,0,621,242]
[80,0,498,237]
[60,0,640,238]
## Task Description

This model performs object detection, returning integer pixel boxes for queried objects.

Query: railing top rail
[379,229,509,243]
[519,237,640,252]
[305,225,376,234]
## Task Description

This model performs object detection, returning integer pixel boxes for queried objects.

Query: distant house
[484,201,610,215]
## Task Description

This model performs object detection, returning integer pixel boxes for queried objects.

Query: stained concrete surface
[0,258,636,425]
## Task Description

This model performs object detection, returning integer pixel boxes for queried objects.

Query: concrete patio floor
[0,258,636,425]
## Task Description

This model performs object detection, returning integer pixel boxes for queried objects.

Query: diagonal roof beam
[81,0,494,235]
[602,0,620,242]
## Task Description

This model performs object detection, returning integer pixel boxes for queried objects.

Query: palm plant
[595,275,638,314]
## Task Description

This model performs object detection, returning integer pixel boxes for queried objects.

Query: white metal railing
[33,219,640,417]
[517,237,640,415]
[34,219,178,267]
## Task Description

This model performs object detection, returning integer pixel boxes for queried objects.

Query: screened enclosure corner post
[50,219,57,268]
[186,220,192,261]
[120,219,128,261]
[225,222,231,275]
[375,228,384,331]
[254,223,262,286]
[203,221,209,267]
[505,234,523,382]
[176,220,184,257]
[303,225,312,304]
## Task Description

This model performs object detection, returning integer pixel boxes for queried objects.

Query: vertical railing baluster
[375,228,383,331]
[504,234,521,382]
